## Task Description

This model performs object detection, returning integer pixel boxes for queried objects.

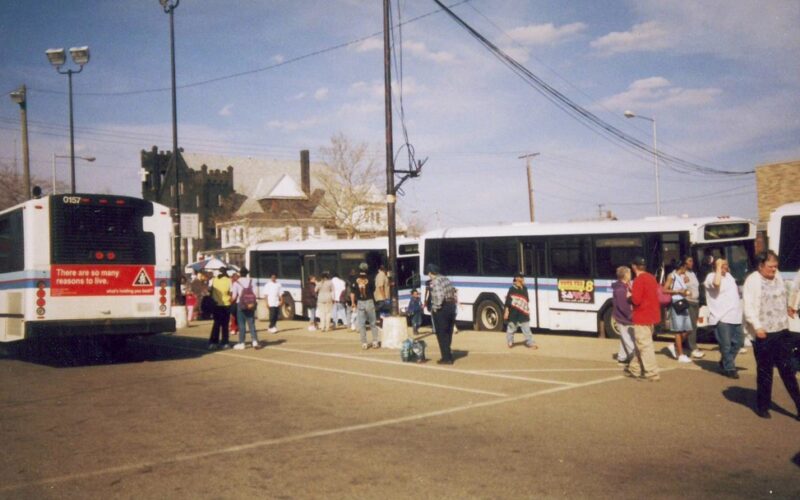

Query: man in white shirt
[331,273,348,329]
[703,258,743,379]
[261,274,283,333]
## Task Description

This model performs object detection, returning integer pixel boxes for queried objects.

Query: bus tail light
[95,251,105,260]
[36,280,47,316]
[159,280,168,312]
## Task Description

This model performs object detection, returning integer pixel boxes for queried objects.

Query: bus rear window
[50,199,155,265]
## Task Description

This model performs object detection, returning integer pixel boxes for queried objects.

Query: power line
[27,1,474,98]
[430,0,754,178]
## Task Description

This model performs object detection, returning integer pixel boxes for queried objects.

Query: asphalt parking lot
[1,319,799,499]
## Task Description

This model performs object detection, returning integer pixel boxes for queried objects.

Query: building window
[196,195,201,208]
[218,194,223,207]
[179,182,184,195]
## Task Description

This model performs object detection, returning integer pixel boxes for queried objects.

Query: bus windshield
[50,196,156,265]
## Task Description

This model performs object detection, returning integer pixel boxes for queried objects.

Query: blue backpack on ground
[401,338,427,363]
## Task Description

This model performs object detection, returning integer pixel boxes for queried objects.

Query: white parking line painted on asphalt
[267,345,577,386]
[0,370,643,493]
[477,368,623,373]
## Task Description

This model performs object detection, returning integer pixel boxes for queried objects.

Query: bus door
[521,241,544,328]
[303,254,318,283]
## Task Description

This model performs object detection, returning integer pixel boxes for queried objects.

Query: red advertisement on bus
[50,265,155,297]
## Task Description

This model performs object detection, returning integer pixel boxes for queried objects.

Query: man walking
[427,264,458,365]
[351,263,380,350]
[331,272,348,329]
[626,257,661,381]
[503,273,537,349]
[262,273,283,334]
[704,258,743,378]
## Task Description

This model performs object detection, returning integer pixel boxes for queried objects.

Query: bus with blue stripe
[767,202,800,332]
[420,216,756,337]
[0,194,175,342]
[247,237,420,319]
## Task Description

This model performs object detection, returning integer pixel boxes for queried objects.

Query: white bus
[246,238,421,319]
[420,216,756,337]
[0,194,175,342]
[767,202,800,332]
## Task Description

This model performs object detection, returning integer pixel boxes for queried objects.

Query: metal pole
[167,1,183,304]
[52,153,56,194]
[652,118,660,216]
[518,153,539,222]
[383,0,398,316]
[16,85,31,200]
[68,71,76,194]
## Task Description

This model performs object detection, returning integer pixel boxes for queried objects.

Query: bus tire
[475,299,503,331]
[602,308,621,340]
[280,294,295,320]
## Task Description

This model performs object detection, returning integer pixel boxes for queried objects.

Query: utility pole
[383,0,398,315]
[518,152,539,222]
[9,85,31,199]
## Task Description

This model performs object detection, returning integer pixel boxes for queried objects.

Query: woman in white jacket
[742,251,800,420]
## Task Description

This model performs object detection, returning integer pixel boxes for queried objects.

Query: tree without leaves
[0,163,69,211]
[317,133,382,239]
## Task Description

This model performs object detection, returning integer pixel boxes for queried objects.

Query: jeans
[753,330,800,413]
[714,322,742,373]
[268,306,280,329]
[686,303,699,351]
[410,311,422,333]
[209,305,230,345]
[615,324,636,362]
[433,302,457,361]
[334,302,348,326]
[505,320,534,346]
[307,307,316,324]
[236,305,258,344]
[628,324,659,378]
[357,300,380,344]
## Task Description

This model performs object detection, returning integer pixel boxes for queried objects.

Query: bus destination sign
[50,265,156,296]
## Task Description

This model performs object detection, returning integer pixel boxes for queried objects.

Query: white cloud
[506,22,587,46]
[497,45,531,63]
[288,92,306,101]
[218,104,233,117]
[596,77,722,111]
[354,38,383,53]
[272,54,285,64]
[267,117,322,132]
[402,40,455,64]
[590,21,671,55]
[314,87,329,101]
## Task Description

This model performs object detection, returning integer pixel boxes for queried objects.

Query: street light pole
[518,152,539,222]
[46,46,90,194]
[624,110,660,216]
[160,0,183,304]
[9,85,30,200]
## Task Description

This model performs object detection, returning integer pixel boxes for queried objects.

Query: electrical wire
[430,0,753,178]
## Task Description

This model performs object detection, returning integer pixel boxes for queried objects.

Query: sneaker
[252,341,261,349]
[361,343,369,350]
[233,343,246,350]
[525,343,538,350]
[667,344,677,359]
[219,343,230,350]
[739,347,748,354]
[622,369,638,379]
[755,409,770,419]
[269,327,278,334]
[207,343,217,351]
[508,342,514,349]
[744,336,753,347]
[691,349,705,359]
[643,375,661,382]
[678,354,692,363]
[372,341,381,349]
[725,371,740,379]
[308,325,316,331]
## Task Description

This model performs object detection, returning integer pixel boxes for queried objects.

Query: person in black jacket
[503,273,537,349]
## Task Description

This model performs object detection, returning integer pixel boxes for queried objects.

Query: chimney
[300,149,310,197]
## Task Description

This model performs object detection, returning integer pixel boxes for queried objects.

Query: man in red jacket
[626,256,661,381]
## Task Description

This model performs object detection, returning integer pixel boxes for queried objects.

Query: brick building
[755,159,800,224]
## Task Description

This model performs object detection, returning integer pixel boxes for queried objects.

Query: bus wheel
[475,300,503,331]
[280,294,295,320]
[602,309,621,340]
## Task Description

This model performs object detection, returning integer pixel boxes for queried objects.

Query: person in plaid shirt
[427,264,457,365]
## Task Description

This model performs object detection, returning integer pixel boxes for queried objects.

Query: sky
[1,0,798,229]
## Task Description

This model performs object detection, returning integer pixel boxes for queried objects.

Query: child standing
[407,289,423,335]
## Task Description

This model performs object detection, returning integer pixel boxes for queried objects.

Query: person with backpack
[231,267,261,350]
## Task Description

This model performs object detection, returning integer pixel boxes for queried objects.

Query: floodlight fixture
[46,48,67,67]
[69,46,90,66]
